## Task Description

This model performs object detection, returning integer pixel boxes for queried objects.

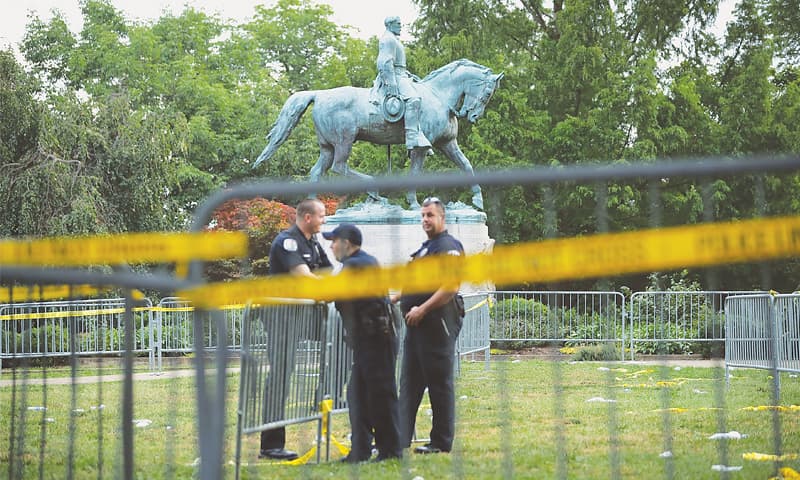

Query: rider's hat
[382,94,405,123]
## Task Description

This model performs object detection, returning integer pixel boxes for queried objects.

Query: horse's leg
[406,148,426,209]
[440,140,484,210]
[329,140,385,203]
[309,144,334,185]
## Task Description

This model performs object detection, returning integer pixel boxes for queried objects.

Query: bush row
[489,296,725,357]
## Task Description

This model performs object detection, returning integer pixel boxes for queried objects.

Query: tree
[0,50,41,163]
[242,0,346,91]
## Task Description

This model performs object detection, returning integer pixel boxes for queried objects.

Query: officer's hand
[405,305,425,327]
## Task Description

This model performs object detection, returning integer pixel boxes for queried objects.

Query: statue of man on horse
[373,16,430,151]
[252,15,503,211]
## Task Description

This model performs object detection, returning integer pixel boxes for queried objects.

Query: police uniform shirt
[335,249,389,334]
[341,248,378,271]
[268,225,332,275]
[400,230,464,314]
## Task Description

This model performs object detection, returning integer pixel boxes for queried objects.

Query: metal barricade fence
[234,299,330,473]
[155,297,245,371]
[0,292,162,480]
[775,294,800,375]
[322,303,353,414]
[725,293,800,392]
[457,292,491,371]
[0,297,155,371]
[489,291,626,357]
[628,291,762,360]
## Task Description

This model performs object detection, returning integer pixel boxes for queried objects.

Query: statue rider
[376,16,431,150]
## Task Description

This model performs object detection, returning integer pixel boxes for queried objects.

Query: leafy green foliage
[0,50,41,162]
[573,343,621,361]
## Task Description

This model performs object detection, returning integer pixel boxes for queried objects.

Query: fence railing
[235,299,329,471]
[0,297,155,371]
[724,293,800,393]
[627,291,763,360]
[154,297,245,360]
[5,289,783,370]
[458,292,492,370]
[488,291,626,359]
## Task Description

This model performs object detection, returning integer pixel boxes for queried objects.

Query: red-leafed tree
[207,198,294,279]
[206,195,342,280]
[317,194,345,215]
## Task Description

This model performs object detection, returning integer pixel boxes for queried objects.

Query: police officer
[324,224,402,463]
[260,198,332,461]
[392,197,464,454]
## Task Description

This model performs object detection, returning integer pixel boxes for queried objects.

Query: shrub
[13,325,66,354]
[573,344,621,361]
[490,297,563,349]
[694,313,725,359]
[629,322,694,355]
[564,311,623,346]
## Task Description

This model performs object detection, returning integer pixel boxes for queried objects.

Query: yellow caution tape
[741,405,800,412]
[744,452,800,462]
[0,285,111,304]
[769,467,800,480]
[464,297,490,313]
[177,215,800,309]
[619,380,685,388]
[652,407,722,413]
[0,231,247,266]
[623,369,656,378]
[281,398,349,466]
[0,306,152,322]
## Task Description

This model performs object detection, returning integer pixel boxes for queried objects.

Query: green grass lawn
[1,359,798,479]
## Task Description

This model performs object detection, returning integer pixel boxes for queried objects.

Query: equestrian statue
[253,16,502,210]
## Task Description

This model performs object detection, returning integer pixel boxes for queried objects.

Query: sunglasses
[422,197,442,206]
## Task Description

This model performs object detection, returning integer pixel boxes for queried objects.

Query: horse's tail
[252,91,316,168]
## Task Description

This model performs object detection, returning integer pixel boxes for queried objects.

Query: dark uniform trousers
[347,328,402,460]
[399,306,458,451]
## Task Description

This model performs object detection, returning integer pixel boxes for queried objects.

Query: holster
[442,295,464,339]
[356,299,394,338]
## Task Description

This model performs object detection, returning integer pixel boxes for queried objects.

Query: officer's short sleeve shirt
[268,225,332,275]
[400,230,464,311]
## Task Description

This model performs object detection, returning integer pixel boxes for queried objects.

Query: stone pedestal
[320,202,494,292]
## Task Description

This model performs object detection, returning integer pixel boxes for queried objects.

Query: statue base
[321,201,494,293]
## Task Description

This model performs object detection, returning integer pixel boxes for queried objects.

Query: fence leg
[193,309,228,480]
[121,293,136,480]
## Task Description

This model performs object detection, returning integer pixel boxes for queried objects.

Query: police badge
[282,238,298,252]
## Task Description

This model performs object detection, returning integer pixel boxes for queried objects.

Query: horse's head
[458,71,503,123]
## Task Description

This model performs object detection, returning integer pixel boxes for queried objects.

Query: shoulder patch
[283,238,298,252]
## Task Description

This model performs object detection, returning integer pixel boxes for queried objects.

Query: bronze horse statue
[252,59,502,210]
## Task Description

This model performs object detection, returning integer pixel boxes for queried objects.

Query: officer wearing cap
[391,197,464,455]
[324,224,402,462]
[260,198,332,461]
